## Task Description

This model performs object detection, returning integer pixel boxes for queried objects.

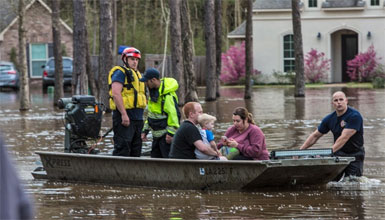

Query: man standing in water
[108,47,147,157]
[300,91,365,180]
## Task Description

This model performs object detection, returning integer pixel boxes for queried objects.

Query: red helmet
[121,47,141,61]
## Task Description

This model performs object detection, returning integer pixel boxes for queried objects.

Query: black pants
[151,134,171,158]
[232,154,253,160]
[112,112,143,157]
[333,149,365,181]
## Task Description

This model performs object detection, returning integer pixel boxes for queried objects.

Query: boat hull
[33,151,354,190]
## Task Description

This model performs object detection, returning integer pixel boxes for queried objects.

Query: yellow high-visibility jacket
[108,66,146,110]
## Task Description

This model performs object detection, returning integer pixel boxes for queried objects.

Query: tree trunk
[92,0,98,55]
[244,0,253,99]
[18,0,30,111]
[204,0,216,101]
[132,0,137,46]
[169,0,185,105]
[112,0,117,56]
[181,0,198,103]
[291,0,305,97]
[73,0,88,95]
[99,0,114,111]
[160,0,169,77]
[85,22,98,98]
[121,0,127,45]
[215,0,222,98]
[234,0,241,27]
[51,0,64,105]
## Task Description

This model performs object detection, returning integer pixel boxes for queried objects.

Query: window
[308,0,317,8]
[283,35,295,72]
[30,43,48,78]
[371,0,380,6]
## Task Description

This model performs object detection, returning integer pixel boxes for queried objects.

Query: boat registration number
[199,167,233,175]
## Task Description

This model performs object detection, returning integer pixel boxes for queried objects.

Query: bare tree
[181,0,198,103]
[99,0,113,110]
[91,0,98,55]
[73,0,88,95]
[51,0,64,105]
[169,0,185,104]
[85,23,98,98]
[291,0,305,97]
[204,0,216,101]
[112,0,117,56]
[244,0,253,99]
[160,0,169,77]
[18,0,30,111]
[214,0,222,98]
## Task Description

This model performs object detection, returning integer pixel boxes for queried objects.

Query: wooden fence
[90,54,207,86]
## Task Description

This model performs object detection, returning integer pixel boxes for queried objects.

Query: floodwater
[1,86,385,219]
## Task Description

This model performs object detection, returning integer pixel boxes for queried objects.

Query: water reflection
[1,86,385,219]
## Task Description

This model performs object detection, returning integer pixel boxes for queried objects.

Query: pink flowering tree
[304,48,330,83]
[346,45,380,82]
[220,41,260,84]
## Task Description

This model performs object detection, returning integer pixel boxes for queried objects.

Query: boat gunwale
[34,151,355,165]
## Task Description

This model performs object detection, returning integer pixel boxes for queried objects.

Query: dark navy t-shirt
[169,120,203,159]
[111,68,144,121]
[318,106,364,154]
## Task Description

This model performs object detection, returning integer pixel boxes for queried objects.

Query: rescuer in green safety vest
[140,68,181,158]
[108,47,146,157]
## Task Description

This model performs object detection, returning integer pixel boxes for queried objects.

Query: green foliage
[272,70,296,84]
[372,77,385,88]
[61,44,67,56]
[9,47,19,71]
[56,0,247,59]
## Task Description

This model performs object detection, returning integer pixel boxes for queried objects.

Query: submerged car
[42,57,73,92]
[0,61,20,91]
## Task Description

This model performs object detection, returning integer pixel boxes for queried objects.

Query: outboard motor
[57,95,103,154]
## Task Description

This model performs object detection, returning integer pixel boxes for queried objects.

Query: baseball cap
[139,68,160,82]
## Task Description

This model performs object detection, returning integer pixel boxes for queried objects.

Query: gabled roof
[0,0,72,41]
[228,21,246,39]
[322,0,366,8]
[0,0,21,33]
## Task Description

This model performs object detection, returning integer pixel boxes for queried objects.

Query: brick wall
[0,1,73,64]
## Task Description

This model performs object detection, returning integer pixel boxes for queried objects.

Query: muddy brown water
[1,87,384,219]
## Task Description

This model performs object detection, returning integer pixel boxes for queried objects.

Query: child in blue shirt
[195,113,226,160]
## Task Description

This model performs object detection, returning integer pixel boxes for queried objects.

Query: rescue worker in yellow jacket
[140,68,180,158]
[108,47,147,157]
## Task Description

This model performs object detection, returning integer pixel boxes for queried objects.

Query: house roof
[228,21,246,39]
[0,0,20,33]
[322,0,366,8]
[0,0,72,41]
[254,0,292,10]
[229,0,365,39]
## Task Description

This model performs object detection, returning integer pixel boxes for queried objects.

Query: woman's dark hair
[233,107,255,124]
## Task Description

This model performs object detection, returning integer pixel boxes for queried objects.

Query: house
[228,0,385,83]
[0,0,73,79]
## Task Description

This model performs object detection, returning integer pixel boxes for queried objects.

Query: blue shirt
[205,130,214,142]
[111,69,144,120]
[318,106,364,154]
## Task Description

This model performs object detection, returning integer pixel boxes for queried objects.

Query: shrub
[346,45,380,82]
[9,47,19,71]
[272,70,296,84]
[220,41,260,84]
[304,48,330,83]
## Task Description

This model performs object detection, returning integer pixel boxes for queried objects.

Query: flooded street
[1,86,385,219]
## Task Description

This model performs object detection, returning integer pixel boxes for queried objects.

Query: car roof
[0,61,15,66]
[47,57,73,60]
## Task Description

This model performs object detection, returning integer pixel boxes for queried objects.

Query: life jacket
[108,66,146,110]
[143,78,180,137]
